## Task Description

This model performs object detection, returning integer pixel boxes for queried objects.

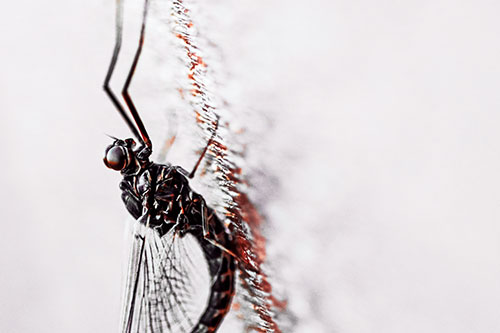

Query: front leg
[120,180,142,219]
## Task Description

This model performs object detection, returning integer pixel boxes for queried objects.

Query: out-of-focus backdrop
[1,0,500,332]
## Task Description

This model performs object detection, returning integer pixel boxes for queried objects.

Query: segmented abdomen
[191,211,235,333]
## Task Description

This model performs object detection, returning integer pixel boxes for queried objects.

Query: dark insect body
[102,0,237,332]
[104,140,236,332]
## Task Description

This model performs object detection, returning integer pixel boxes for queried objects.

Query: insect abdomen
[192,248,235,333]
[191,208,236,333]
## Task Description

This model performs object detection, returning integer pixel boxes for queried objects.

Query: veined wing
[121,218,210,333]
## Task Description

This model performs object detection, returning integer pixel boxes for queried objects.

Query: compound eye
[104,146,128,171]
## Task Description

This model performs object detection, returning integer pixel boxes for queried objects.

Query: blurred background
[1,0,500,332]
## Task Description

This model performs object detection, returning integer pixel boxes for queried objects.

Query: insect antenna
[121,0,153,150]
[103,0,145,147]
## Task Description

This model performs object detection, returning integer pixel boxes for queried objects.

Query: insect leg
[203,236,237,259]
[201,199,209,238]
[103,0,144,145]
[201,205,237,258]
[121,0,153,149]
[188,117,219,178]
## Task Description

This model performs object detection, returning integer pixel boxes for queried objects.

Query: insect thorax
[120,163,205,237]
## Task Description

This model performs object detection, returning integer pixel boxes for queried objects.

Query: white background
[1,0,500,332]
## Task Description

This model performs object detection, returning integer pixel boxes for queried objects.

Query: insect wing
[121,219,210,333]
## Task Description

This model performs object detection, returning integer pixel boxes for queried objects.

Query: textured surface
[2,0,500,332]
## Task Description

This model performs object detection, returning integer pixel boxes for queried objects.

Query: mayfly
[102,0,236,332]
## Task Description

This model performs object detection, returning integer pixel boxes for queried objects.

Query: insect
[102,0,236,332]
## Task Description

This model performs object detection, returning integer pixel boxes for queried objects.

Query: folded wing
[121,220,210,333]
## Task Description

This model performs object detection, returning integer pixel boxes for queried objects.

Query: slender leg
[202,208,237,258]
[121,0,152,149]
[103,0,143,145]
[201,200,209,238]
[188,117,219,179]
[204,235,237,258]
